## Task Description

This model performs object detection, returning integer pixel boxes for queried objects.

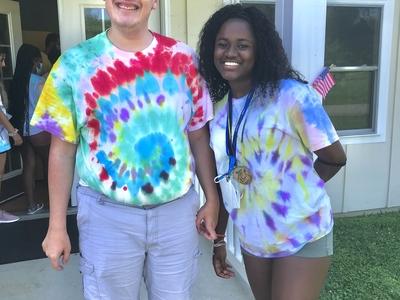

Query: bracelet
[8,128,18,137]
[316,157,346,167]
[213,240,226,248]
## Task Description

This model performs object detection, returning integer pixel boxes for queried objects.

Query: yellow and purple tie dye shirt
[31,31,213,206]
[210,79,339,257]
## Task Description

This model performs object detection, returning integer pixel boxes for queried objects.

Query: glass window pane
[0,14,11,45]
[324,71,374,130]
[84,8,110,40]
[324,6,381,132]
[241,3,275,23]
[84,8,103,39]
[325,6,381,66]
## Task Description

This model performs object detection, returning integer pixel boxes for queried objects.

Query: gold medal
[232,166,252,185]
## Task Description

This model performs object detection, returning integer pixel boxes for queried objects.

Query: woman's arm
[314,140,346,182]
[214,183,229,239]
[0,110,22,146]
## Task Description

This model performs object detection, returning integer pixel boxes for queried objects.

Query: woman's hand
[212,243,235,279]
[12,133,23,146]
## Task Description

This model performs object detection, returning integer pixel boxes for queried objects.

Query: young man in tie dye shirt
[32,1,219,299]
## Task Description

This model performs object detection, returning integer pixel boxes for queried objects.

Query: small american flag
[312,67,336,99]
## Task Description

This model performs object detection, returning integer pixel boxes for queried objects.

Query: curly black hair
[198,4,304,101]
[9,44,41,133]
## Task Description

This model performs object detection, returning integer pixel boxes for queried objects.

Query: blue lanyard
[214,88,255,183]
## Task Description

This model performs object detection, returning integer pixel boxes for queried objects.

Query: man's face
[105,0,157,31]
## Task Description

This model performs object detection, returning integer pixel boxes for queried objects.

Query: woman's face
[214,18,256,89]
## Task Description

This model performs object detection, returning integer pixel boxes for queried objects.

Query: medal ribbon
[214,88,255,183]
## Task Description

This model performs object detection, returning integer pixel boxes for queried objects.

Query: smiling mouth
[115,2,139,11]
[224,61,239,66]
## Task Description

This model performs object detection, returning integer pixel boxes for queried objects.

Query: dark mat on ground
[0,214,79,264]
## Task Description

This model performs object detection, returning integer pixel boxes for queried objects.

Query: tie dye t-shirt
[210,79,339,257]
[31,31,212,206]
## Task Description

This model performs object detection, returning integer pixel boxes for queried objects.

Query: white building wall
[341,0,399,213]
[343,144,391,212]
[388,1,400,208]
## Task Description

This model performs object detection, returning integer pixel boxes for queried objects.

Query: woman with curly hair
[198,4,346,299]
[9,44,49,215]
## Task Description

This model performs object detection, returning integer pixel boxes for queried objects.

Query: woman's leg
[0,152,6,191]
[0,152,20,223]
[29,132,50,181]
[271,256,331,300]
[242,251,273,300]
[20,140,36,209]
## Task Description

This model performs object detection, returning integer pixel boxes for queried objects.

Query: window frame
[325,0,394,144]
[80,5,109,41]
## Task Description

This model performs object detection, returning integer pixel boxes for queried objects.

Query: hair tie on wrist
[213,240,226,248]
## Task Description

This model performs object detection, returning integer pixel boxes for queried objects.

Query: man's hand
[196,199,219,240]
[42,228,71,270]
[213,244,235,279]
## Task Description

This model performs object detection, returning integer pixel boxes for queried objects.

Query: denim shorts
[76,185,201,300]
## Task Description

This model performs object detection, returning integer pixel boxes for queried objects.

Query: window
[241,1,275,23]
[83,7,111,40]
[0,13,13,80]
[228,0,394,142]
[324,5,381,134]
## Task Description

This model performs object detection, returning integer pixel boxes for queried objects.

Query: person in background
[0,52,23,223]
[31,0,219,299]
[198,4,346,300]
[41,33,61,74]
[9,44,49,215]
[45,33,61,66]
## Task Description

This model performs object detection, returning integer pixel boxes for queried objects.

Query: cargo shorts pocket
[79,256,101,300]
[190,248,202,285]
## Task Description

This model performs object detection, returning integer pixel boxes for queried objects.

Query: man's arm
[42,135,77,270]
[188,124,219,240]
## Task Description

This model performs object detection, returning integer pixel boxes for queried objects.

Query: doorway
[0,0,59,220]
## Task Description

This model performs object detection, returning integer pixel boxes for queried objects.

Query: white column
[275,0,327,82]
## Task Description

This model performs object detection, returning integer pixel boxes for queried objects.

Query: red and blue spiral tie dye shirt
[31,31,213,206]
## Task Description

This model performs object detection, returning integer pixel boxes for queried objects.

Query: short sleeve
[30,57,79,144]
[187,52,213,132]
[290,84,339,152]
